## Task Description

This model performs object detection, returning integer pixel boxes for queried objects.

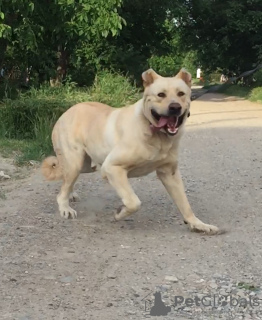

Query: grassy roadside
[0,138,53,166]
[0,71,140,165]
[1,70,262,166]
[202,83,262,103]
[216,84,253,98]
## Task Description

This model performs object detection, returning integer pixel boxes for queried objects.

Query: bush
[0,94,73,140]
[0,71,140,163]
[90,70,140,107]
[0,71,140,139]
[182,51,198,77]
[148,55,182,77]
[148,52,198,78]
[249,87,262,103]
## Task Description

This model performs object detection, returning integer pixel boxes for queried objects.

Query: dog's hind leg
[56,151,85,219]
[58,171,79,219]
[69,154,94,203]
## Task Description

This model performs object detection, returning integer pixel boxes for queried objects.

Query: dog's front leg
[157,165,219,234]
[102,164,141,221]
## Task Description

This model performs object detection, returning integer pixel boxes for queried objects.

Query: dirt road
[1,93,262,320]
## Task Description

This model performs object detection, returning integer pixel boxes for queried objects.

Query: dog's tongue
[155,116,169,128]
[150,116,178,133]
[150,116,169,132]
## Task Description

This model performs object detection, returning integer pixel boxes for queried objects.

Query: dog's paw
[188,218,221,235]
[114,205,129,221]
[60,206,77,219]
[69,192,80,202]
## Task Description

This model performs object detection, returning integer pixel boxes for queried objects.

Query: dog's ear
[142,69,159,87]
[176,68,192,88]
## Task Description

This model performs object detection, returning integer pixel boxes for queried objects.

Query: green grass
[0,138,41,166]
[194,69,262,101]
[213,70,262,102]
[0,138,29,158]
[216,84,253,98]
[0,70,140,165]
[249,86,262,103]
[215,83,262,104]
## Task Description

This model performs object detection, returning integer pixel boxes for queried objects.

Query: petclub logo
[173,295,260,308]
[142,291,260,317]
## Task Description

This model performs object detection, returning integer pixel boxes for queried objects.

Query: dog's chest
[127,140,175,178]
[127,162,164,178]
[146,135,175,160]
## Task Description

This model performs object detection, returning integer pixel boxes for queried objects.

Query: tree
[88,0,189,82]
[0,0,125,83]
[0,0,39,69]
[179,0,262,75]
[42,0,125,83]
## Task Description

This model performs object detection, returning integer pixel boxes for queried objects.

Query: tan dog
[41,68,219,234]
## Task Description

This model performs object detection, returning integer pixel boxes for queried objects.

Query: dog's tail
[41,156,63,181]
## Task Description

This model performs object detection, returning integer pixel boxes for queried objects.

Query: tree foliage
[1,0,260,87]
[179,0,262,74]
[0,0,125,83]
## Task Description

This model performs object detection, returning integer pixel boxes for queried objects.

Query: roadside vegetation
[1,0,262,164]
[0,72,140,165]
[216,70,262,103]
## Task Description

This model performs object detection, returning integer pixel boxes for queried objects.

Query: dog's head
[142,68,191,136]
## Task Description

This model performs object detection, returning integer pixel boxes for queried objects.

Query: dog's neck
[134,98,147,121]
[134,99,154,132]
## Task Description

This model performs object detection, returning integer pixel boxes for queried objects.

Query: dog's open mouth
[150,109,187,136]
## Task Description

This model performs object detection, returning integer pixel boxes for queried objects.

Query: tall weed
[90,70,140,107]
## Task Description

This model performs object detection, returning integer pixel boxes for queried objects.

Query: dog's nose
[168,103,181,115]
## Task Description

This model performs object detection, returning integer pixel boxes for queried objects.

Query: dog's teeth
[167,127,178,134]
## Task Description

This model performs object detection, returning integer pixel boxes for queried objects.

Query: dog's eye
[178,91,185,97]
[157,92,166,98]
